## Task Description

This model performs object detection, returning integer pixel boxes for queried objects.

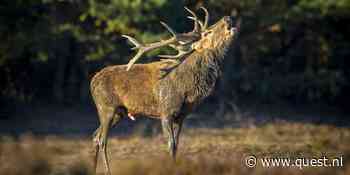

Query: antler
[123,7,210,71]
[185,7,202,34]
[123,22,195,71]
[200,6,209,31]
[159,44,192,59]
[122,34,176,71]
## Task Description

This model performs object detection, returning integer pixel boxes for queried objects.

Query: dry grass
[1,122,349,175]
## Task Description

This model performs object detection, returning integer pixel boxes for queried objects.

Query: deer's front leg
[158,84,184,160]
[173,115,185,151]
[161,118,176,159]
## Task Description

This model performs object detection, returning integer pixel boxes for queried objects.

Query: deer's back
[90,61,171,118]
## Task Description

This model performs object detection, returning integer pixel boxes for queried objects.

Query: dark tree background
[1,0,349,118]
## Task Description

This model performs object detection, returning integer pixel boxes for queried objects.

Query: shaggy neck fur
[164,37,232,106]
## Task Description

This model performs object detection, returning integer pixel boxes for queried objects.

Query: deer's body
[91,10,239,174]
[91,62,163,119]
[91,46,226,119]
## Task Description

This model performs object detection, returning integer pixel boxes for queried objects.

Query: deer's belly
[118,90,161,118]
[110,63,164,118]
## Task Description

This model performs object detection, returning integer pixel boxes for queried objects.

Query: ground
[1,122,349,175]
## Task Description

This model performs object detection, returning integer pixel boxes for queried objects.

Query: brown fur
[91,17,236,120]
[90,16,239,175]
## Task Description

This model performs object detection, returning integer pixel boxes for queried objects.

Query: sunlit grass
[1,122,349,175]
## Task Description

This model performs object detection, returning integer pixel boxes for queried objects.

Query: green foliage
[72,0,184,61]
[298,0,350,15]
[0,0,349,107]
[203,0,350,104]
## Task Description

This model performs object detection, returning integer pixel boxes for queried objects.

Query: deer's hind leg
[93,126,101,173]
[93,104,122,175]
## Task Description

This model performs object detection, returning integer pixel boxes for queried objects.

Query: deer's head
[193,16,239,53]
[123,7,240,71]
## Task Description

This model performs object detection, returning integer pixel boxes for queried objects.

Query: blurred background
[0,0,349,135]
[1,1,350,175]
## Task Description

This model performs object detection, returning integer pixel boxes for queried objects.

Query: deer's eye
[203,31,212,37]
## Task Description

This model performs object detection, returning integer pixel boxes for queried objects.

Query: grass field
[1,122,349,175]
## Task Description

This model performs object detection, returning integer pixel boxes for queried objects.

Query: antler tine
[158,43,193,60]
[159,49,192,59]
[122,35,142,50]
[124,37,178,71]
[160,21,177,37]
[123,12,203,71]
[123,23,182,71]
[184,7,203,33]
[125,50,145,71]
[200,6,209,30]
[187,17,204,30]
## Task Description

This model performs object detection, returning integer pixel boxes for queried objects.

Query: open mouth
[230,27,237,33]
[226,27,236,36]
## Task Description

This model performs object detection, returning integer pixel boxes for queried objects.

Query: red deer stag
[90,6,240,175]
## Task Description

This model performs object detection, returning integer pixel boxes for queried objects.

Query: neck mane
[163,41,231,106]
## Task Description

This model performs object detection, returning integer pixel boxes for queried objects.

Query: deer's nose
[223,16,232,26]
